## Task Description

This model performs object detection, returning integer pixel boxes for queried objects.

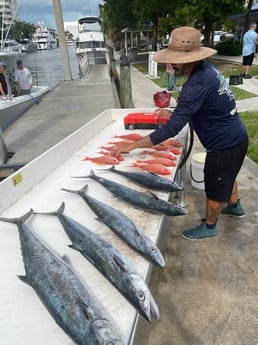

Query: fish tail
[110,165,116,171]
[33,202,66,216]
[89,170,98,179]
[96,165,115,172]
[58,202,65,214]
[61,184,89,195]
[0,209,33,225]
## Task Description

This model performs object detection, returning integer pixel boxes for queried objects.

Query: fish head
[125,273,160,322]
[88,319,124,345]
[170,204,187,216]
[146,244,165,268]
[163,202,187,216]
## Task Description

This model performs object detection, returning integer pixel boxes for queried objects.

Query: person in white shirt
[14,60,33,96]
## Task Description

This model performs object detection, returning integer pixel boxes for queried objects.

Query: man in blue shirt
[111,26,248,240]
[242,22,258,79]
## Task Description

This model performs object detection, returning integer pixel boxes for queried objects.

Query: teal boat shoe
[221,199,245,218]
[182,220,217,240]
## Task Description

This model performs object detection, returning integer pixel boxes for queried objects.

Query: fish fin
[61,187,78,194]
[147,191,160,200]
[18,275,31,285]
[94,217,103,223]
[76,296,93,321]
[68,244,76,250]
[62,254,73,266]
[0,209,33,225]
[113,254,128,273]
[148,172,159,177]
[58,202,65,214]
[96,165,115,172]
[133,226,142,237]
[61,184,88,195]
[34,202,65,216]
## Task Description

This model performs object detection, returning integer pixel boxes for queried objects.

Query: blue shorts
[204,137,248,202]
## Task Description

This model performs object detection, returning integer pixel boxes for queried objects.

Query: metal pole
[52,0,72,81]
[175,156,188,208]
[0,126,9,164]
[175,126,190,208]
[125,31,128,55]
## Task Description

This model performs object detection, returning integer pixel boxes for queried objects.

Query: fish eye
[49,259,55,265]
[138,291,145,301]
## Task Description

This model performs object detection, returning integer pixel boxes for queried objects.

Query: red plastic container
[124,112,169,129]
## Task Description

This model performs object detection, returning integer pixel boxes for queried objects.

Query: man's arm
[0,82,6,96]
[110,135,154,158]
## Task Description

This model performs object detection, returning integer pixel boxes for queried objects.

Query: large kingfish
[0,211,124,345]
[98,166,183,192]
[76,170,186,216]
[35,202,160,322]
[61,185,165,268]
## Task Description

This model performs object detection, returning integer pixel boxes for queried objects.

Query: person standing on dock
[14,60,33,96]
[0,62,8,97]
[110,26,248,240]
[242,22,258,79]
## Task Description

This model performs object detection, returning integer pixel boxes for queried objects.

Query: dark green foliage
[102,0,246,49]
[215,41,243,56]
[240,111,258,164]
[8,21,36,41]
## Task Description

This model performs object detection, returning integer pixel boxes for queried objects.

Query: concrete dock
[3,64,120,164]
[2,54,258,345]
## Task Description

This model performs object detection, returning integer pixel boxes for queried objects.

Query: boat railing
[0,95,14,102]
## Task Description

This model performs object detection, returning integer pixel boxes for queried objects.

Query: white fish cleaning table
[0,108,188,345]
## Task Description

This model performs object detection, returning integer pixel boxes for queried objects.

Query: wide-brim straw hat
[154,26,217,64]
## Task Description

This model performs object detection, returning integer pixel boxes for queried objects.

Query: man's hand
[110,141,135,158]
[110,135,154,158]
[155,108,172,119]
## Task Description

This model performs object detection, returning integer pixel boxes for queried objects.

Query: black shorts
[204,137,248,202]
[242,53,255,66]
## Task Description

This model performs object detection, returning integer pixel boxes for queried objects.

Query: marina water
[20,45,80,90]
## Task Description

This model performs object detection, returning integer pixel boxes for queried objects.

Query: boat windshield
[81,22,101,32]
[79,41,106,49]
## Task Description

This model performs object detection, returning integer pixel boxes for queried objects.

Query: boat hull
[76,50,107,78]
[0,86,49,131]
[37,40,58,50]
[21,43,38,52]
[76,17,107,79]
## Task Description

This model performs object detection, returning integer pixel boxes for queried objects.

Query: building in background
[0,0,17,27]
[64,21,78,41]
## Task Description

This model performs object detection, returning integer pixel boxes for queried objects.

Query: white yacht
[76,16,107,78]
[33,26,58,50]
[0,39,22,53]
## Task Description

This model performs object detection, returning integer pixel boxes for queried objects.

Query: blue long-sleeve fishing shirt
[150,61,248,151]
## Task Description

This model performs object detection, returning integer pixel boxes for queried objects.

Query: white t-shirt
[14,67,33,90]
